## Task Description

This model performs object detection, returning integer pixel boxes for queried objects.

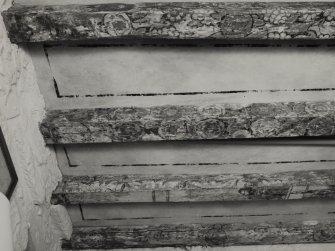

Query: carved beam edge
[62,221,335,249]
[41,101,335,144]
[3,2,335,43]
[51,169,335,204]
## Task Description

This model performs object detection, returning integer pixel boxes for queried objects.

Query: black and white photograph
[1,0,335,251]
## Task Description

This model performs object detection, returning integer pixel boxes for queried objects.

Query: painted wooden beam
[51,169,335,204]
[3,2,335,43]
[62,220,335,249]
[41,101,335,144]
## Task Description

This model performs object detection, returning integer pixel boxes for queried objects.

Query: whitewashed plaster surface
[0,0,71,250]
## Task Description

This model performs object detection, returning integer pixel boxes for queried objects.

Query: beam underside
[3,2,335,43]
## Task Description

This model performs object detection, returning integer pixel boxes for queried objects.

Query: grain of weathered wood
[51,169,335,204]
[41,101,335,144]
[3,2,335,43]
[62,221,335,249]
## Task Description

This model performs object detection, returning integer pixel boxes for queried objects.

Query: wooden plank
[32,45,335,111]
[66,200,335,248]
[14,0,228,5]
[66,205,83,222]
[64,142,335,168]
[46,46,335,98]
[62,220,335,249]
[40,101,335,143]
[3,2,335,44]
[27,45,60,110]
[12,0,335,6]
[51,169,335,204]
[55,145,73,171]
[61,161,335,177]
[58,143,335,177]
[61,244,335,251]
[79,199,335,224]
